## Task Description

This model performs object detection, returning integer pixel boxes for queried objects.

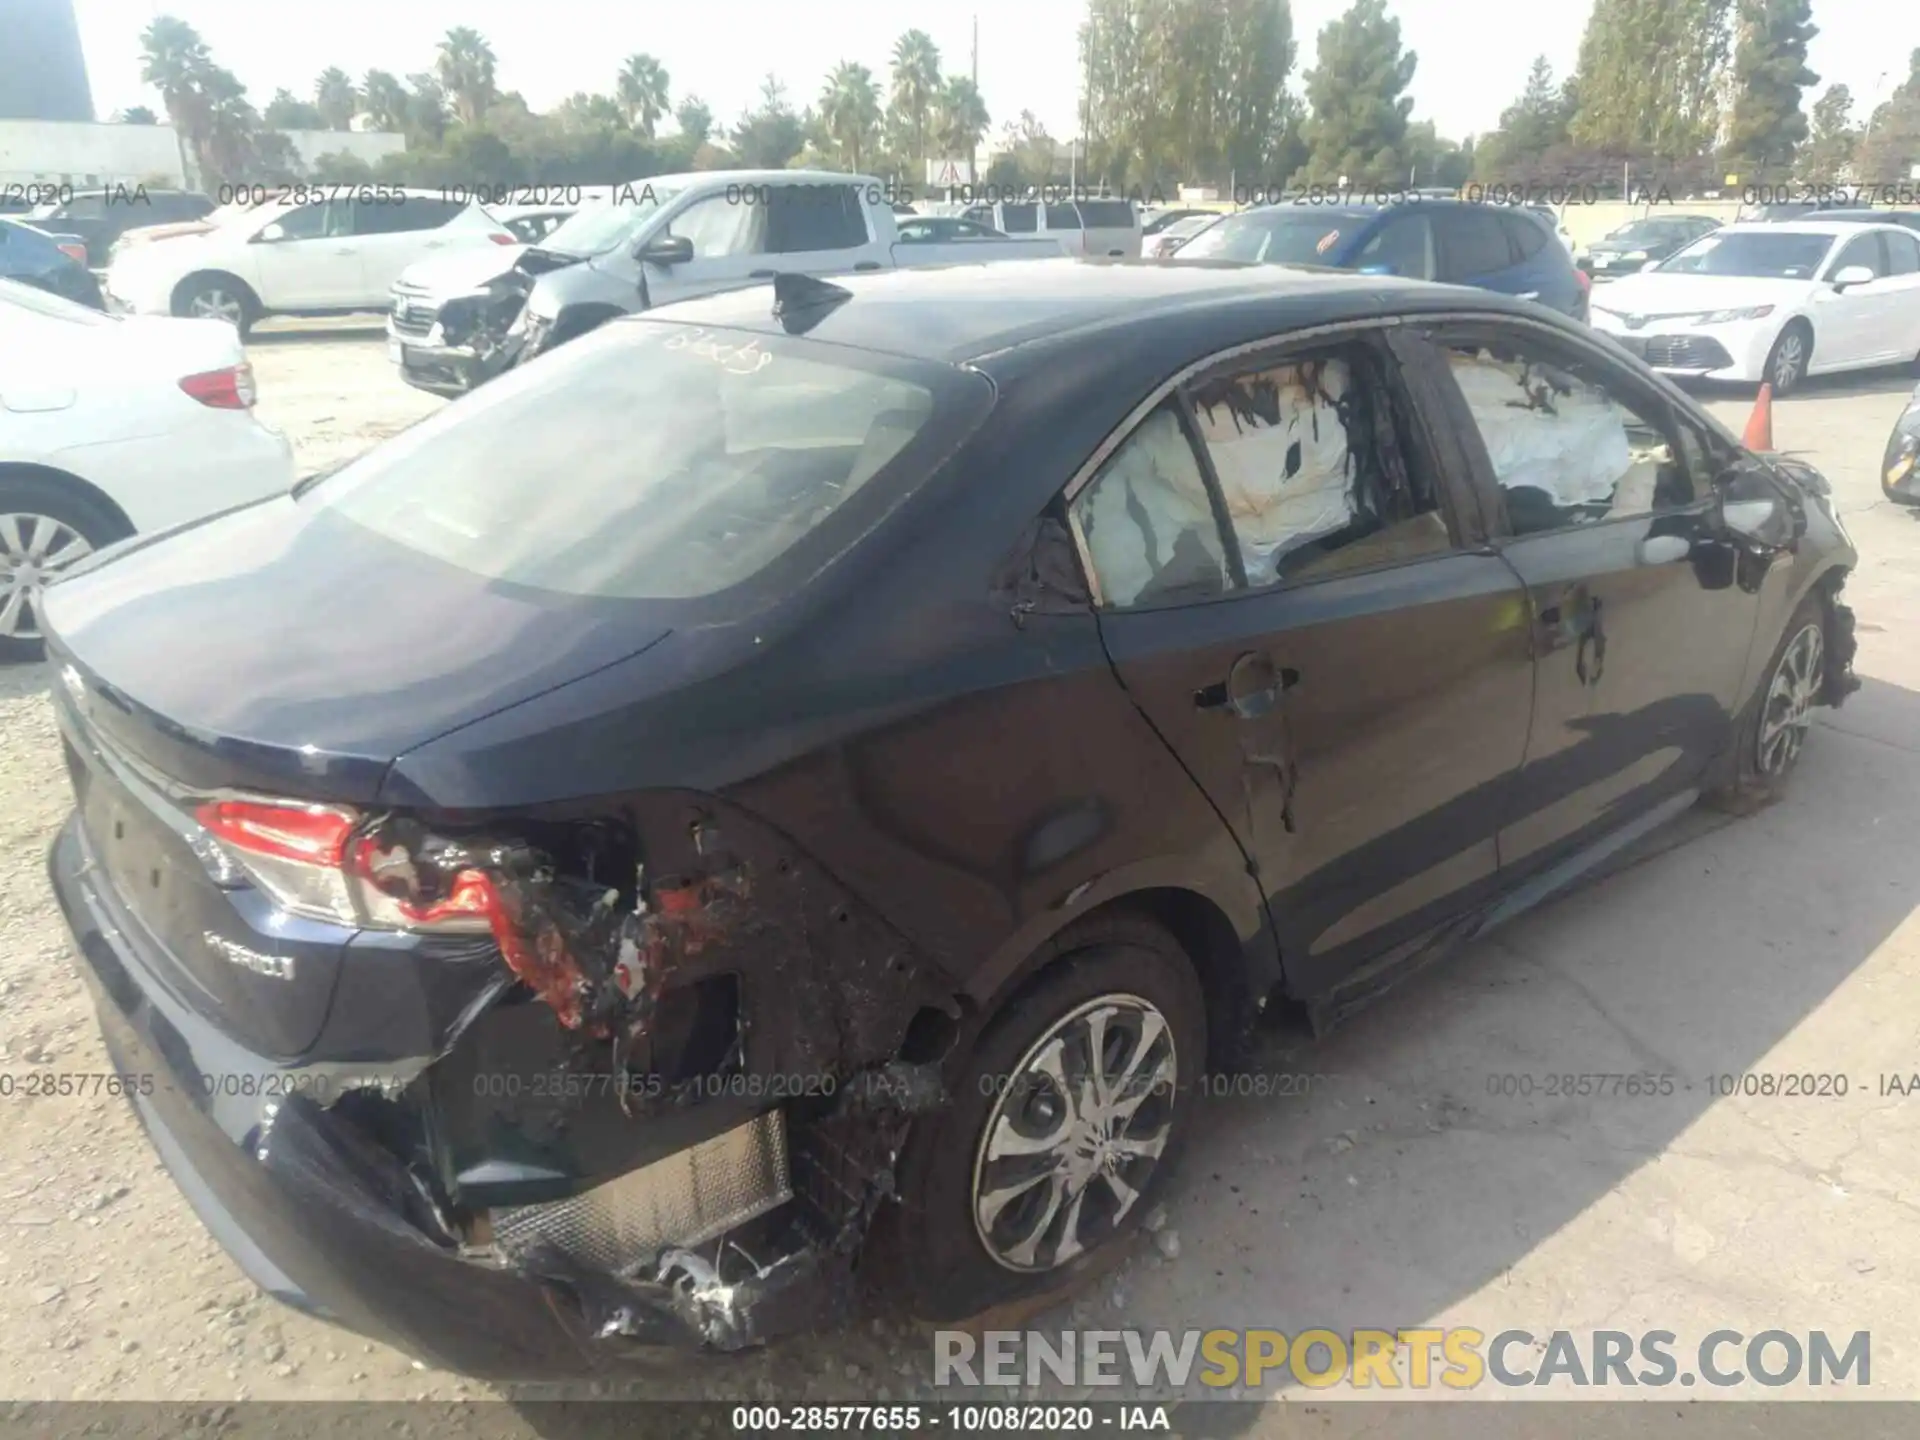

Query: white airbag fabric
[1447,351,1632,509]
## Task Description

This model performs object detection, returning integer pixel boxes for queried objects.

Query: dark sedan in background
[25,186,214,268]
[43,260,1855,1379]
[0,216,104,308]
[1582,214,1723,277]
[1176,198,1590,318]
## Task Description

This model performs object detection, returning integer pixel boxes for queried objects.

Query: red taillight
[1575,269,1592,293]
[196,800,354,865]
[179,363,256,410]
[58,241,87,263]
[487,232,517,245]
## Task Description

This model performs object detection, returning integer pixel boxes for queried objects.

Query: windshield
[1177,209,1364,265]
[539,186,682,255]
[1658,231,1833,279]
[310,320,963,601]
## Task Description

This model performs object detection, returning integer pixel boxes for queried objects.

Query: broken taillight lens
[194,798,490,933]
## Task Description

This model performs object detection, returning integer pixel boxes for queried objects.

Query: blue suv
[1174,198,1588,321]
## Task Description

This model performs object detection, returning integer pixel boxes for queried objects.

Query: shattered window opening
[1069,404,1233,610]
[1186,349,1451,588]
[1445,341,1695,536]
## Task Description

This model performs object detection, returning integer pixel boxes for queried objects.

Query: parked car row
[32,252,1862,1380]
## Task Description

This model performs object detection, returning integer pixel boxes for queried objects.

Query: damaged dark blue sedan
[43,260,1858,1379]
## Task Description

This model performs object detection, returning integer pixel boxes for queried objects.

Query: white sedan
[1589,221,1920,394]
[0,279,294,658]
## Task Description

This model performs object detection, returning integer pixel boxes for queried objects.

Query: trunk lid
[41,495,672,805]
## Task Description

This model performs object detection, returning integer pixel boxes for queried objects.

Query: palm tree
[934,75,991,177]
[139,17,215,181]
[361,70,409,132]
[314,67,358,131]
[890,30,943,169]
[819,62,882,171]
[616,53,671,138]
[435,26,498,127]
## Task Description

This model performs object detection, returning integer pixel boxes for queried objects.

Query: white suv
[104,190,516,338]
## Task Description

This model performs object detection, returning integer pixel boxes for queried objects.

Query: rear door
[1069,325,1535,993]
[1042,201,1087,256]
[1415,318,1765,879]
[350,196,474,303]
[1879,229,1920,360]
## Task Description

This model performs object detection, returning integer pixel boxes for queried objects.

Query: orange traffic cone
[1742,383,1774,452]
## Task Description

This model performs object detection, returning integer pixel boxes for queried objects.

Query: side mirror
[1717,467,1798,551]
[256,222,287,243]
[638,234,693,266]
[1831,264,1875,289]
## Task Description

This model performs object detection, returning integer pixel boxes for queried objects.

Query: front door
[1067,329,1536,994]
[248,200,362,308]
[1415,322,1766,878]
[644,191,772,305]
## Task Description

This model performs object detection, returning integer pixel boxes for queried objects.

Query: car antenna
[771,272,853,333]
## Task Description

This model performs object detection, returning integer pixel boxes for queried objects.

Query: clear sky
[74,0,1910,144]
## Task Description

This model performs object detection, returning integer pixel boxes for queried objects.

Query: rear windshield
[1659,231,1833,278]
[1078,201,1136,228]
[1176,208,1367,265]
[309,321,978,601]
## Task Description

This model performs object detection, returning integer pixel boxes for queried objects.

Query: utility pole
[972,15,978,86]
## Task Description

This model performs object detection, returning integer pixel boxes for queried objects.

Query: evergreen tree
[1297,0,1417,185]
[1725,0,1819,168]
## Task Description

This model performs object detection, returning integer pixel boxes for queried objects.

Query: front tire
[1762,321,1812,396]
[1709,593,1827,812]
[0,477,132,663]
[884,914,1207,1321]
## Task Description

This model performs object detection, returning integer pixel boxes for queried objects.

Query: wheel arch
[964,878,1277,1072]
[0,461,136,538]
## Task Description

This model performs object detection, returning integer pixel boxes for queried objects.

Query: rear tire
[0,475,132,664]
[881,914,1207,1322]
[173,274,257,339]
[1762,321,1811,396]
[1708,593,1826,813]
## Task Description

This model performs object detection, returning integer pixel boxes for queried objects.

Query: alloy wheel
[188,287,245,327]
[0,513,94,641]
[1757,622,1824,776]
[971,994,1178,1273]
[1770,330,1805,391]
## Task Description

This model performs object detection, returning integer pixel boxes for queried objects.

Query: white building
[0,120,406,190]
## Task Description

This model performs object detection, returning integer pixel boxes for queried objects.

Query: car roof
[620,255,1559,368]
[1710,220,1897,236]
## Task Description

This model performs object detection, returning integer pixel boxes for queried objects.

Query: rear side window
[1000,204,1038,233]
[356,197,464,235]
[1434,208,1516,280]
[1069,405,1230,608]
[1354,214,1434,280]
[768,184,868,252]
[1078,201,1135,228]
[1043,203,1082,230]
[312,322,961,601]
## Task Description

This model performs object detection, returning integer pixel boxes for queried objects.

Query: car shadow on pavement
[486,679,1920,1429]
[0,658,50,699]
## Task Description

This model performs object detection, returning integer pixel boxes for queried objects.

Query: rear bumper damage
[50,796,954,1379]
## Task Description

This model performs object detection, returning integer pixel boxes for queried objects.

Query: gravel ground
[2,331,1917,1414]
